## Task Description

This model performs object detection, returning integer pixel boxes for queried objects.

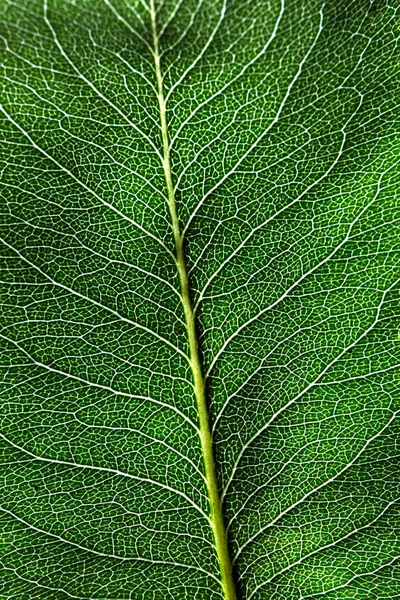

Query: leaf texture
[0,0,399,598]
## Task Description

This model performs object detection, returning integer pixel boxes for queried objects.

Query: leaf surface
[0,0,399,598]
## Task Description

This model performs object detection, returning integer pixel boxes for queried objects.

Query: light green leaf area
[0,0,399,598]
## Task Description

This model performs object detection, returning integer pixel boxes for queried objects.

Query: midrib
[149,2,237,599]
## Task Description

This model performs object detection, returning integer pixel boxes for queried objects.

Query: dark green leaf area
[0,0,399,598]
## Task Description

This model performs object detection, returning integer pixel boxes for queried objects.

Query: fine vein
[149,2,237,598]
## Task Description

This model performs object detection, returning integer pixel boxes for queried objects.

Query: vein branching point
[149,2,237,598]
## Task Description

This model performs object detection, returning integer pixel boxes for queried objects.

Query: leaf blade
[0,0,399,598]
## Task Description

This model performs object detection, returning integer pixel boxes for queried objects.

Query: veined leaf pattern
[0,0,399,598]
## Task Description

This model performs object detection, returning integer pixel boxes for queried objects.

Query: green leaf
[0,0,399,598]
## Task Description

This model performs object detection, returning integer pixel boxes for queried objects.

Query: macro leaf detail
[0,0,399,599]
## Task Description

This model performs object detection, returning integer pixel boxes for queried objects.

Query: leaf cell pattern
[0,0,399,598]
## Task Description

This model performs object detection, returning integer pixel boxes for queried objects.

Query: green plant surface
[0,0,399,598]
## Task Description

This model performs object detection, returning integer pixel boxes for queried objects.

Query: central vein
[149,2,237,599]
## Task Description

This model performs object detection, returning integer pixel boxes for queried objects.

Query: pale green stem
[149,2,237,599]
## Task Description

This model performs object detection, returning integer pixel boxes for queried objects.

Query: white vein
[0,332,197,432]
[0,104,174,258]
[0,431,209,520]
[0,236,189,362]
[181,1,324,236]
[247,495,400,599]
[206,156,399,379]
[235,409,399,565]
[222,276,400,500]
